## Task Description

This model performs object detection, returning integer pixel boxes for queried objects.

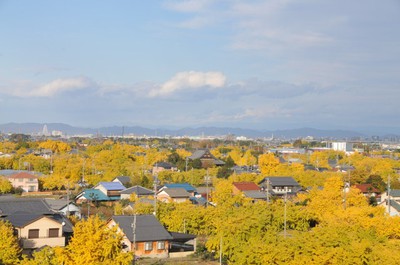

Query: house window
[144,242,153,251]
[29,178,34,182]
[49,228,59,238]
[13,229,18,237]
[29,186,36,192]
[28,229,39,239]
[19,178,23,182]
[157,241,165,250]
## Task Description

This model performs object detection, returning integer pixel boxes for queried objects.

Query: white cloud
[149,71,226,97]
[29,77,94,97]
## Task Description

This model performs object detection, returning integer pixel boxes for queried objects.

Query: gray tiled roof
[188,149,225,166]
[0,197,53,215]
[259,177,300,187]
[113,176,131,185]
[243,190,269,199]
[0,198,74,233]
[153,162,175,169]
[2,213,44,227]
[188,149,208,160]
[44,199,75,210]
[389,189,400,197]
[160,188,190,198]
[390,200,400,212]
[120,186,154,196]
[112,215,173,242]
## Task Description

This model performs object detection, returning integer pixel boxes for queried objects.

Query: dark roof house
[112,176,131,186]
[188,149,225,168]
[259,176,302,196]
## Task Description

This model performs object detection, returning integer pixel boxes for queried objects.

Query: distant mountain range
[0,122,388,140]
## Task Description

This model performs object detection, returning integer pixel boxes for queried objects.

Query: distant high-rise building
[52,130,63,137]
[42,124,49,136]
[331,142,353,153]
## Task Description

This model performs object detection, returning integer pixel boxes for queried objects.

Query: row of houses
[0,195,196,258]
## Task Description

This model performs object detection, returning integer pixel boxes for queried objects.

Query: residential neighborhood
[0,134,399,264]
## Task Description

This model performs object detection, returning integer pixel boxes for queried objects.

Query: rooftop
[111,215,173,242]
[97,182,126,191]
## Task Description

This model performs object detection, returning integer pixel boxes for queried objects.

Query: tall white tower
[42,124,49,136]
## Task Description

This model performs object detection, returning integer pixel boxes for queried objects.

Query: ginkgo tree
[0,220,21,265]
[58,216,133,265]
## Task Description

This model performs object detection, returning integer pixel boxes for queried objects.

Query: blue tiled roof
[98,182,126,191]
[82,189,110,201]
[163,183,196,192]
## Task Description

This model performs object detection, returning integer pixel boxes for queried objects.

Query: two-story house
[108,215,173,258]
[259,176,302,197]
[6,172,39,192]
[0,197,73,254]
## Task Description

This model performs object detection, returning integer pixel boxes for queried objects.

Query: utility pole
[153,175,158,216]
[66,182,70,217]
[219,236,223,265]
[284,191,287,238]
[388,175,391,215]
[205,169,210,208]
[132,207,136,265]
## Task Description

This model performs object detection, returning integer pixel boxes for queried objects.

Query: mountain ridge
[0,122,386,139]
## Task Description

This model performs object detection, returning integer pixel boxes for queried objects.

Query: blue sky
[0,0,399,133]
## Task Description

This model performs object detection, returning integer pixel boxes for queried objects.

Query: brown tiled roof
[353,184,380,193]
[8,172,38,179]
[233,182,260,191]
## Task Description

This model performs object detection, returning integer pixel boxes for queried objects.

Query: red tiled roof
[353,184,380,193]
[233,182,260,191]
[8,172,38,179]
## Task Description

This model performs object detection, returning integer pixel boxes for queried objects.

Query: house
[232,182,260,195]
[380,189,400,216]
[108,215,173,258]
[75,189,118,205]
[3,214,66,250]
[231,165,260,175]
[6,172,39,192]
[195,186,214,199]
[94,182,126,199]
[232,182,269,201]
[188,149,225,168]
[152,162,178,175]
[0,197,73,253]
[112,176,131,187]
[108,215,197,259]
[353,184,381,198]
[259,177,302,197]
[157,188,191,203]
[44,199,82,218]
[120,185,154,200]
[160,183,196,196]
